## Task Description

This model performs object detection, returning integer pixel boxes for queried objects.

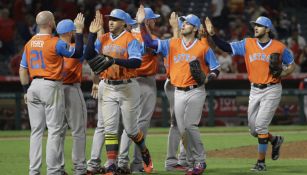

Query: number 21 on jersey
[30,50,46,69]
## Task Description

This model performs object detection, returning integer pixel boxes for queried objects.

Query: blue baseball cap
[250,16,273,30]
[56,19,76,34]
[180,14,201,29]
[144,8,160,19]
[125,13,136,26]
[106,9,127,21]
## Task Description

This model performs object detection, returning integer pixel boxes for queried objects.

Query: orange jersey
[21,34,63,80]
[62,44,83,83]
[231,38,293,84]
[163,38,209,78]
[159,38,219,87]
[132,31,159,76]
[96,31,141,80]
[199,37,209,46]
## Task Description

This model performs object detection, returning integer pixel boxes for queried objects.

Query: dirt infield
[208,140,307,159]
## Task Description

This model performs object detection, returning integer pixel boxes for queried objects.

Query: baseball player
[116,7,160,173]
[54,16,88,175]
[137,5,220,175]
[19,11,84,175]
[83,9,153,174]
[86,11,107,175]
[164,17,212,172]
[164,78,188,171]
[164,16,188,172]
[86,11,138,175]
[205,16,296,171]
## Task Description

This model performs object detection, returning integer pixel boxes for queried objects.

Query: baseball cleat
[103,163,117,175]
[250,162,266,171]
[131,168,144,174]
[116,166,131,174]
[104,172,118,175]
[141,149,153,173]
[185,168,194,175]
[86,167,106,175]
[166,164,188,171]
[185,162,206,175]
[272,136,284,160]
[143,159,153,173]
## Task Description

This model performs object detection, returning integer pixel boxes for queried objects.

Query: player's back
[62,44,83,84]
[24,34,63,80]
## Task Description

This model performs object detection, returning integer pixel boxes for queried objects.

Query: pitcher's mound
[208,140,307,159]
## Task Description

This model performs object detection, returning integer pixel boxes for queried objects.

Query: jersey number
[30,50,46,69]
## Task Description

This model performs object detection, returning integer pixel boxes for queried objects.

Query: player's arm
[70,12,85,58]
[56,13,85,58]
[169,12,179,39]
[280,48,296,77]
[19,52,30,103]
[205,17,232,54]
[137,4,158,50]
[91,71,100,99]
[83,11,103,61]
[56,33,84,58]
[97,10,105,38]
[113,39,142,68]
[137,4,171,57]
[56,28,84,58]
[205,48,221,82]
[19,67,29,89]
[19,52,30,89]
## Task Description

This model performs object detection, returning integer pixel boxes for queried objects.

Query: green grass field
[0,126,307,175]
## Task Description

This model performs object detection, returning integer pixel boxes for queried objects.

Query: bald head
[36,11,55,29]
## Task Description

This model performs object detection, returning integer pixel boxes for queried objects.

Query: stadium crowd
[0,0,306,76]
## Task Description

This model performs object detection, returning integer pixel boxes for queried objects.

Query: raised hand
[198,24,208,38]
[89,17,102,33]
[136,4,145,24]
[95,10,104,26]
[95,10,105,37]
[205,17,215,36]
[169,12,178,28]
[74,13,85,33]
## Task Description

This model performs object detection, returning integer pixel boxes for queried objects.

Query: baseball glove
[87,54,115,75]
[269,53,282,78]
[189,59,206,85]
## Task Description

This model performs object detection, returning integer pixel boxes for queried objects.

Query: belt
[138,74,155,78]
[252,82,278,89]
[33,76,56,81]
[104,79,132,85]
[176,85,198,91]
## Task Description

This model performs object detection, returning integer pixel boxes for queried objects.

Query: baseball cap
[180,14,201,29]
[56,19,76,34]
[125,13,136,26]
[106,9,127,22]
[250,16,273,30]
[144,8,160,19]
